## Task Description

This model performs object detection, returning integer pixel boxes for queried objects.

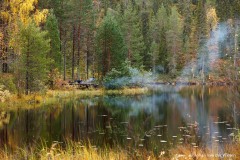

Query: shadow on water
[0,86,239,154]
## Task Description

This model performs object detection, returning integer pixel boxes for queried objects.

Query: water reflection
[0,86,239,153]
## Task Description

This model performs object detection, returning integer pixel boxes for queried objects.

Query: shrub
[103,66,155,90]
[47,68,62,89]
[0,75,17,93]
[0,85,11,102]
[103,68,129,89]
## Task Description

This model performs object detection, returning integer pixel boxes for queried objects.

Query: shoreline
[0,141,239,160]
[0,83,238,109]
[0,87,149,109]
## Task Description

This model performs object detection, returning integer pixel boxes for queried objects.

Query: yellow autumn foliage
[207,7,218,30]
[34,9,49,25]
[0,0,48,52]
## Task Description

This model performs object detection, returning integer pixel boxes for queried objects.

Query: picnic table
[68,78,98,89]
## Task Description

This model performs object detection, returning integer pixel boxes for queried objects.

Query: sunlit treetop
[207,7,218,31]
[1,0,48,25]
[0,0,48,52]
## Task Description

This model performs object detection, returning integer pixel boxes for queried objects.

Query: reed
[0,87,149,109]
[0,140,239,160]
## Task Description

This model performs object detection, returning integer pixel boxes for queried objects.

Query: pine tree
[215,0,232,22]
[45,10,62,88]
[141,1,151,70]
[152,0,160,15]
[195,1,209,83]
[122,6,145,68]
[149,5,169,73]
[180,0,192,54]
[17,22,50,95]
[0,0,48,75]
[159,28,169,73]
[150,40,158,73]
[167,6,183,75]
[82,0,95,79]
[45,10,61,70]
[1,0,48,49]
[96,11,127,77]
[42,0,70,81]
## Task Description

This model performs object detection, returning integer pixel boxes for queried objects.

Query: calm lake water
[0,86,240,154]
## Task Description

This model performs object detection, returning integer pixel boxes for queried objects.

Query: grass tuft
[0,140,239,160]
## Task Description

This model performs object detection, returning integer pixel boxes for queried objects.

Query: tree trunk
[234,20,238,81]
[77,24,81,80]
[25,39,30,95]
[202,52,205,84]
[63,40,66,81]
[72,24,76,80]
[86,34,90,79]
[107,47,111,73]
[102,26,107,77]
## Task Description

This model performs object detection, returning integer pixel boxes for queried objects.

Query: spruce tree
[159,28,169,73]
[150,40,159,73]
[149,5,169,73]
[45,10,61,70]
[96,11,127,77]
[17,22,50,94]
[141,2,151,70]
[45,10,61,88]
[215,0,233,22]
[196,1,209,83]
[180,0,192,54]
[122,6,145,69]
[82,0,95,79]
[167,6,183,75]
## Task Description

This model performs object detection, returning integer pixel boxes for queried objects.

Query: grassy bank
[47,87,149,98]
[0,87,149,109]
[0,140,239,160]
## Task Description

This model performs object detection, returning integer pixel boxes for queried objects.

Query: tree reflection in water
[0,86,239,154]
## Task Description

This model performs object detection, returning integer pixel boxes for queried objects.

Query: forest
[1,1,240,159]
[1,0,240,95]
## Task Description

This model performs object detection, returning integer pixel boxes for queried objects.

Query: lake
[0,86,239,155]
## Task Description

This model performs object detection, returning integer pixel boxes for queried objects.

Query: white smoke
[177,22,229,82]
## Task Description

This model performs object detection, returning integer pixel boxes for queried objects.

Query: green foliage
[0,85,11,102]
[167,6,183,74]
[2,0,240,90]
[17,21,50,94]
[49,0,69,22]
[159,29,169,73]
[149,5,169,73]
[96,11,127,76]
[195,1,209,82]
[215,0,240,21]
[180,0,192,53]
[122,6,146,68]
[45,10,62,70]
[150,41,159,73]
[196,1,208,39]
[141,10,152,70]
[103,68,128,89]
[0,75,17,93]
[103,61,154,90]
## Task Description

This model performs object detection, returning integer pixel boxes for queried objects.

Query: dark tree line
[1,0,240,94]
